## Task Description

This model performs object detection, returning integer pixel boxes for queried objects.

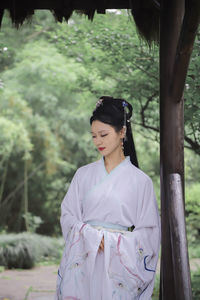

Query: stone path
[0,259,199,300]
[0,265,58,300]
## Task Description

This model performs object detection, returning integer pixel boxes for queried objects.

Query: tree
[45,11,200,154]
[0,10,199,235]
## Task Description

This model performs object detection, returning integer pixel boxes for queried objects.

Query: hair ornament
[122,100,128,107]
[95,98,104,109]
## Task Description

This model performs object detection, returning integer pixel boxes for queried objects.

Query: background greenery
[0,10,199,292]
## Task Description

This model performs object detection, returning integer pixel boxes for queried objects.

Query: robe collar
[100,155,130,175]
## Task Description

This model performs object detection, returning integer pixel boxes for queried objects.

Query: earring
[123,125,127,142]
[121,138,124,152]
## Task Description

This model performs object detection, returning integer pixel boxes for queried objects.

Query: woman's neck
[104,149,125,173]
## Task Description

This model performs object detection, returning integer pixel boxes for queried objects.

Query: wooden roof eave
[1,0,132,10]
[0,0,161,45]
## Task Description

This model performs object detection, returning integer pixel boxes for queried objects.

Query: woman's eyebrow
[91,130,109,134]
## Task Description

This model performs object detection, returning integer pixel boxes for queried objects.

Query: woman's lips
[98,147,106,151]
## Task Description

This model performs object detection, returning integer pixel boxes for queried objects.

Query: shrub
[189,243,200,259]
[191,268,200,299]
[22,212,43,233]
[0,232,64,269]
[185,183,200,245]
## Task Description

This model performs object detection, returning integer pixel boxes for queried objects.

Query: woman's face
[91,120,125,157]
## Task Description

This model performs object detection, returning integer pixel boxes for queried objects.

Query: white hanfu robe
[55,156,161,300]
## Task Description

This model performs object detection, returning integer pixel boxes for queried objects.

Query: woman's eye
[92,134,108,138]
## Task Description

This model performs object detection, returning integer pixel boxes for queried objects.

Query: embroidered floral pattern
[116,235,144,284]
[59,251,89,299]
[135,241,155,273]
[136,244,144,262]
[108,235,145,299]
[144,255,155,272]
[56,225,90,300]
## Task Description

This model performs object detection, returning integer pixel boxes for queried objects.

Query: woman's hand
[98,235,104,252]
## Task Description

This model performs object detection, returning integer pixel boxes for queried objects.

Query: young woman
[55,96,161,300]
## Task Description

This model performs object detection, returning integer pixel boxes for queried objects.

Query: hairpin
[122,101,128,108]
[95,98,104,109]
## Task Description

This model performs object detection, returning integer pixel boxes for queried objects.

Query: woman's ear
[120,126,126,139]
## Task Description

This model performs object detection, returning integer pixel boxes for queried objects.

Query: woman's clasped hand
[98,235,104,252]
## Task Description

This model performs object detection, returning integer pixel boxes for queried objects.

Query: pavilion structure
[1,1,200,299]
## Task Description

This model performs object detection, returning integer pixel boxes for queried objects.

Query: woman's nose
[95,137,102,146]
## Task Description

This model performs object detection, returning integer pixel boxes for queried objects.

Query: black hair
[90,96,139,167]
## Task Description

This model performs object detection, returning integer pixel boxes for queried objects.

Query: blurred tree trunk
[0,158,8,205]
[24,158,29,231]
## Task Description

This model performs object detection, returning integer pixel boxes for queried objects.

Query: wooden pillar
[160,0,199,300]
[159,0,200,299]
[168,174,192,300]
[160,2,185,299]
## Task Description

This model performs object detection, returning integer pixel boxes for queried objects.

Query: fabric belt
[85,220,129,233]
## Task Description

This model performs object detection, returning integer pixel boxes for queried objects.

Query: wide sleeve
[105,177,161,300]
[133,177,161,299]
[60,169,84,241]
[60,168,103,250]
[57,169,104,298]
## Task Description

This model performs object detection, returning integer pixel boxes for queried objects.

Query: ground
[0,265,57,300]
[0,260,199,300]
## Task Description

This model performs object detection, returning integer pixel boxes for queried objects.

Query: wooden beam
[0,0,131,10]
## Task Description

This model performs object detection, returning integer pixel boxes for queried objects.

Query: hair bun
[97,96,132,121]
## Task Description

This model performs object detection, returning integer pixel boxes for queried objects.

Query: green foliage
[189,244,200,259]
[152,269,200,300]
[185,149,200,184]
[152,274,160,300]
[0,10,199,236]
[0,233,63,269]
[184,31,200,155]
[185,183,200,245]
[0,115,32,159]
[46,11,160,140]
[191,268,200,299]
[0,265,5,272]
[22,213,43,233]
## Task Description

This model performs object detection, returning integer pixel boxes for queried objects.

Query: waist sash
[85,220,129,233]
